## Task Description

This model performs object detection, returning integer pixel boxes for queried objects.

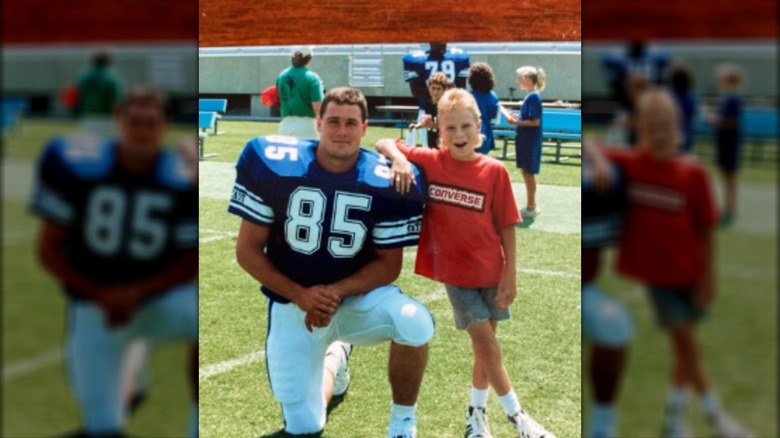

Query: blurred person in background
[74,50,125,136]
[506,66,546,218]
[403,42,470,109]
[30,86,198,438]
[602,41,669,147]
[468,62,500,155]
[408,72,450,149]
[403,42,471,147]
[276,46,324,140]
[706,64,746,227]
[669,62,698,155]
[584,87,754,438]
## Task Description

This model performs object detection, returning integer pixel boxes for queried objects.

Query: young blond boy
[376,89,554,438]
[585,88,753,438]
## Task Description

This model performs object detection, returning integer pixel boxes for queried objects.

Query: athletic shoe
[325,341,352,396]
[661,416,692,438]
[508,409,555,438]
[520,207,540,218]
[465,406,493,438]
[387,416,417,438]
[710,412,754,438]
[127,391,148,416]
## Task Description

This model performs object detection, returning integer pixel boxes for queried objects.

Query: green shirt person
[276,46,324,139]
[76,51,125,116]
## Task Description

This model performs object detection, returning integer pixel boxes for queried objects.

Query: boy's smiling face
[438,107,481,161]
[636,89,681,160]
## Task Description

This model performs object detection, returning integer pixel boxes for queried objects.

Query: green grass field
[581,128,778,437]
[198,120,582,437]
[2,119,195,437]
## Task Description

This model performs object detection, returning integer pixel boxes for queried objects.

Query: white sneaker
[520,207,540,218]
[710,412,754,438]
[388,416,417,438]
[662,406,692,438]
[324,341,352,397]
[508,409,555,438]
[466,406,493,438]
[662,417,692,438]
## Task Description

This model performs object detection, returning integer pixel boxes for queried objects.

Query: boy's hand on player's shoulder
[390,159,416,194]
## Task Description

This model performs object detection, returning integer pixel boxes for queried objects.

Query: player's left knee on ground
[582,284,634,348]
[282,400,326,435]
[390,294,435,347]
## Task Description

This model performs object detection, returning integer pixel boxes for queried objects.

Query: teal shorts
[647,286,708,327]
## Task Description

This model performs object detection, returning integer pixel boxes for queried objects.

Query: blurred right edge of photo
[581,2,778,437]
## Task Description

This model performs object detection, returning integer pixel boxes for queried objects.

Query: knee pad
[391,295,435,347]
[582,284,633,347]
[282,400,326,435]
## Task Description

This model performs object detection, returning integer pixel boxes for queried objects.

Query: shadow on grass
[257,393,347,438]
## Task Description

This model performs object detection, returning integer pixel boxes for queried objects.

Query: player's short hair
[429,42,447,57]
[516,65,547,92]
[117,85,168,116]
[320,87,368,122]
[427,72,449,89]
[468,62,496,93]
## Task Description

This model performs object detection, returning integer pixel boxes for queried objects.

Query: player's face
[637,96,679,160]
[317,103,368,166]
[117,104,167,157]
[429,84,445,103]
[438,108,481,161]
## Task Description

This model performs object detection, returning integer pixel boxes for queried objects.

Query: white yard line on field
[199,350,266,380]
[3,348,62,382]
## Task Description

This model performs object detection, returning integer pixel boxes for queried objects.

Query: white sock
[471,386,489,409]
[391,403,417,423]
[667,386,686,412]
[699,391,720,419]
[665,386,687,429]
[498,389,521,416]
[589,403,615,437]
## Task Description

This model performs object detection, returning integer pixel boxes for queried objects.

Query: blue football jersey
[403,48,471,84]
[582,160,626,249]
[228,135,425,303]
[29,135,197,298]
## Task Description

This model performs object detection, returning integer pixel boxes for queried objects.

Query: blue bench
[2,97,27,134]
[198,98,228,135]
[693,106,778,164]
[198,111,217,159]
[494,107,582,163]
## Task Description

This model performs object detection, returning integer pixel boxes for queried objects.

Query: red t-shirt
[605,148,719,287]
[398,143,521,287]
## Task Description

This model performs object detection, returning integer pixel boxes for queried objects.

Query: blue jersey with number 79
[402,48,471,84]
[228,135,425,303]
